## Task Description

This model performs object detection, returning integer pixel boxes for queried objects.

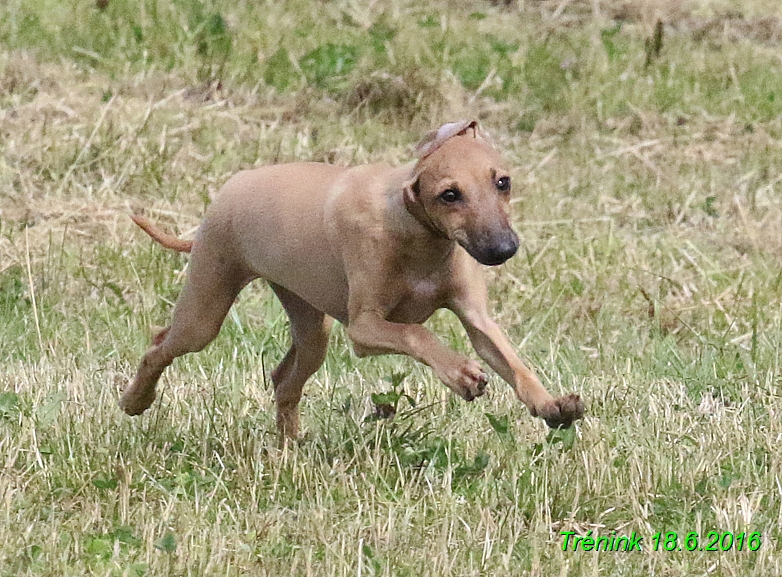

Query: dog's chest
[387,275,446,324]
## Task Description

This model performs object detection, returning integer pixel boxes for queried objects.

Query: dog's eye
[439,188,462,203]
[496,176,511,192]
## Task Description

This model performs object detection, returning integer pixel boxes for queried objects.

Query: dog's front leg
[347,311,489,401]
[451,299,584,428]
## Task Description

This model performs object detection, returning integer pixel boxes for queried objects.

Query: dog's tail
[130,214,193,253]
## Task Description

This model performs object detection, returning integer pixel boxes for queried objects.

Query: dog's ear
[402,175,421,205]
[414,120,481,161]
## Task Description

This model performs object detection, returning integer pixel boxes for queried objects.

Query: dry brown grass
[3,0,782,575]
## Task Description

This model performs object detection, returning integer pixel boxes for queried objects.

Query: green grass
[3,0,782,574]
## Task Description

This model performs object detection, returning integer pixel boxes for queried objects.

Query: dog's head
[404,120,519,266]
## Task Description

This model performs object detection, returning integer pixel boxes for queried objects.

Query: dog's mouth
[458,230,520,266]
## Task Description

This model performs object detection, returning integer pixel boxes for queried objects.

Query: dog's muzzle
[461,229,520,266]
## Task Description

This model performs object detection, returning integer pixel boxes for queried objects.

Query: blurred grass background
[2,0,782,575]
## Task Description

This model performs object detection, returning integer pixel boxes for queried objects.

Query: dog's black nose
[483,238,519,265]
[471,232,519,266]
[462,229,520,266]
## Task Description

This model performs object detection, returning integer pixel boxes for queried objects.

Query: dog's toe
[536,394,584,429]
[445,358,489,401]
[118,387,156,416]
[461,364,488,401]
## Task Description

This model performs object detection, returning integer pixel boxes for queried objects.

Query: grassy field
[3,0,782,574]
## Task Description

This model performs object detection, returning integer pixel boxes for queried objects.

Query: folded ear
[414,120,481,161]
[402,175,420,205]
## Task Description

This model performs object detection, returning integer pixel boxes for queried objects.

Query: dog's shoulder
[324,164,410,235]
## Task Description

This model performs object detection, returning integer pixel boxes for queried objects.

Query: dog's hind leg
[120,246,246,415]
[269,283,333,442]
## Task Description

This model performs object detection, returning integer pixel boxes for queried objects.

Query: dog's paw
[444,358,488,401]
[533,394,584,429]
[118,386,156,416]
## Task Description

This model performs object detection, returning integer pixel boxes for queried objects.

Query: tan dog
[121,121,584,439]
